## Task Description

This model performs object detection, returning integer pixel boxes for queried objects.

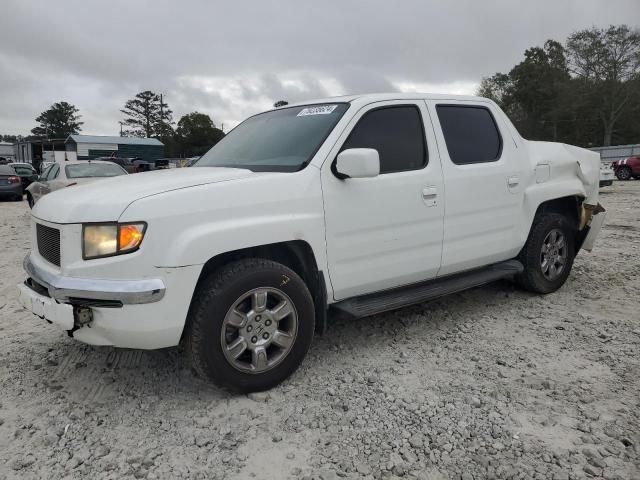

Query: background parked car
[184,157,200,167]
[154,159,170,169]
[0,164,23,201]
[94,156,137,174]
[612,156,640,180]
[599,162,615,187]
[9,163,38,190]
[26,160,128,208]
[132,160,154,172]
[39,161,55,174]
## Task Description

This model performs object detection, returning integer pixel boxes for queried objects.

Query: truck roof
[284,92,488,108]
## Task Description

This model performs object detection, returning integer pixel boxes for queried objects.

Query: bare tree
[566,25,640,145]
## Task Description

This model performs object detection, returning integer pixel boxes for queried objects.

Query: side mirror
[334,148,380,179]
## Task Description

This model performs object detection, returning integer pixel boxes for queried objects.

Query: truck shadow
[33,279,523,404]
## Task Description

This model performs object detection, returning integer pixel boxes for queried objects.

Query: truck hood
[32,167,257,224]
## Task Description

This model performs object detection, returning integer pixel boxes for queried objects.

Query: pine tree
[31,102,83,138]
[120,91,173,138]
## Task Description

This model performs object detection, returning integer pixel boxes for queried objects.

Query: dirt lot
[0,182,638,480]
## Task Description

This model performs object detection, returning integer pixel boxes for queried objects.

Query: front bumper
[17,254,200,349]
[17,282,75,330]
[582,211,606,252]
[23,255,165,305]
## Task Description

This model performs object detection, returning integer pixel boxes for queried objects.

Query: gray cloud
[1,0,638,135]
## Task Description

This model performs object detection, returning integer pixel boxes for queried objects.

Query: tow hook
[73,306,93,328]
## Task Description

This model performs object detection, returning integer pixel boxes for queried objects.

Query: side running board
[332,259,523,318]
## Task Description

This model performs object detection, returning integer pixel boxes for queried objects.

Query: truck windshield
[196,103,349,172]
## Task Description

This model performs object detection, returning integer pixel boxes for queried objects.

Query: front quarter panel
[118,168,327,272]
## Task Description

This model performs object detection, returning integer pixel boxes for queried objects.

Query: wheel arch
[524,194,589,253]
[184,240,328,340]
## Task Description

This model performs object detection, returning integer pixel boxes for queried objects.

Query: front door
[322,100,445,300]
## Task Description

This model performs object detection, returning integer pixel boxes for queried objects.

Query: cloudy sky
[1,0,638,136]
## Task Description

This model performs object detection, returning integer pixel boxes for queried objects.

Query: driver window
[340,105,428,174]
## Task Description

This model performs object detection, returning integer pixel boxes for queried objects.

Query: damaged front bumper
[21,255,166,306]
[581,208,606,252]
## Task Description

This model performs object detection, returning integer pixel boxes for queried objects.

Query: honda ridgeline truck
[18,94,605,392]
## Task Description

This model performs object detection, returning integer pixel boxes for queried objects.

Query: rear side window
[341,105,427,174]
[47,164,60,180]
[436,105,502,164]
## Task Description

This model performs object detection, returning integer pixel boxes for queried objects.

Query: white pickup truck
[17,93,605,392]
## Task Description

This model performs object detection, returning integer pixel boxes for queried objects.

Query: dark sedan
[0,164,24,200]
[10,164,39,190]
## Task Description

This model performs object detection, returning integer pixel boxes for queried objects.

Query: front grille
[36,223,61,266]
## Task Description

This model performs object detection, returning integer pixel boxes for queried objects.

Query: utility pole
[160,93,164,137]
[119,121,124,137]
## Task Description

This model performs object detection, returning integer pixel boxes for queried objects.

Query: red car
[612,156,640,180]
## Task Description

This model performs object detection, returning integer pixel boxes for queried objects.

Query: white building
[0,141,16,161]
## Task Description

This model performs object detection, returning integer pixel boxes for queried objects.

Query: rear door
[428,100,525,276]
[322,100,445,300]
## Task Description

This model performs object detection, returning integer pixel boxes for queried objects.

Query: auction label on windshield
[297,105,338,116]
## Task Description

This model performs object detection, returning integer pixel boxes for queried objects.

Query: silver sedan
[26,160,128,208]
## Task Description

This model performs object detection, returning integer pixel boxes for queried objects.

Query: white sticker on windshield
[297,105,338,116]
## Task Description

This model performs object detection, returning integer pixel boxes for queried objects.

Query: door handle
[422,187,438,198]
[507,176,520,188]
[422,186,438,207]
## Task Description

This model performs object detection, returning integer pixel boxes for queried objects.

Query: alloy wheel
[220,287,298,373]
[540,228,567,280]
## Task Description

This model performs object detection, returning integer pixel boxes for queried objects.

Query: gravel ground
[0,182,638,480]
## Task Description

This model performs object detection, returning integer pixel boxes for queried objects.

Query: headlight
[83,222,146,259]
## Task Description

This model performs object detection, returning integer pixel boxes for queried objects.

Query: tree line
[3,92,226,158]
[119,90,225,157]
[478,25,640,147]
[5,24,639,151]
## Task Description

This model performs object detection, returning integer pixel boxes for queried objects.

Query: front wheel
[517,213,575,294]
[616,166,631,180]
[185,258,315,392]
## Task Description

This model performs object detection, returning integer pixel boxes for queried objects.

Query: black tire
[616,166,631,180]
[26,193,34,209]
[517,213,575,294]
[185,258,315,392]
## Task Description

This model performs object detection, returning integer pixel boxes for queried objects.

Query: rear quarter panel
[518,141,600,245]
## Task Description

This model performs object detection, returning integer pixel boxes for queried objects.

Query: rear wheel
[185,258,315,392]
[616,166,632,180]
[517,213,575,294]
